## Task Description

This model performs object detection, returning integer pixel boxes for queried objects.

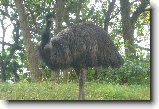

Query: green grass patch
[0,81,150,100]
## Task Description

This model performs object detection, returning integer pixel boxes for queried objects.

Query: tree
[0,12,22,82]
[0,15,7,82]
[50,0,66,83]
[14,0,42,82]
[120,0,149,57]
[0,0,150,84]
[104,0,116,33]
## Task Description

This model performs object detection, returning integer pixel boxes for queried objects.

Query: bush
[86,53,150,85]
[68,53,150,85]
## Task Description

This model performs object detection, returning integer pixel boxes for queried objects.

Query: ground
[0,81,150,100]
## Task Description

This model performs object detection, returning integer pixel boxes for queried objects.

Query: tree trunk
[1,63,6,82]
[75,0,83,24]
[51,70,60,83]
[104,0,116,33]
[120,0,149,57]
[14,0,42,82]
[0,18,6,82]
[120,0,135,57]
[51,0,67,83]
[55,0,65,34]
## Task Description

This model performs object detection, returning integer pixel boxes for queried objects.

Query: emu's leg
[75,68,85,100]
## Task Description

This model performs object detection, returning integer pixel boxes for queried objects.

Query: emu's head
[45,13,55,22]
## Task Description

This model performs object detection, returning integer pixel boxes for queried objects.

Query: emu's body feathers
[39,22,124,70]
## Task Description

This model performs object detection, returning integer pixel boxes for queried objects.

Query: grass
[0,81,150,100]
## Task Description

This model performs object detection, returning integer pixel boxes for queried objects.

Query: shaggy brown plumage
[38,13,124,100]
[40,22,124,70]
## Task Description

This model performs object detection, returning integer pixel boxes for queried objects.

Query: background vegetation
[0,0,150,100]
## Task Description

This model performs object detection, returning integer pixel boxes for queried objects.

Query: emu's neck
[41,21,52,47]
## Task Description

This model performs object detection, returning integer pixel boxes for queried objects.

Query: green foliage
[68,51,150,85]
[1,47,26,80]
[0,0,9,5]
[39,61,52,81]
[0,0,150,102]
[0,0,150,85]
[0,81,150,100]
[85,53,150,85]
[85,82,150,100]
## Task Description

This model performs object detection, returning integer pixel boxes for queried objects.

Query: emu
[38,13,124,100]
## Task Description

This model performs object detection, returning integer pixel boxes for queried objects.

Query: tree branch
[110,8,120,20]
[75,0,83,23]
[0,9,17,21]
[0,41,12,46]
[0,9,42,35]
[135,44,150,51]
[131,0,150,25]
[104,0,116,33]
